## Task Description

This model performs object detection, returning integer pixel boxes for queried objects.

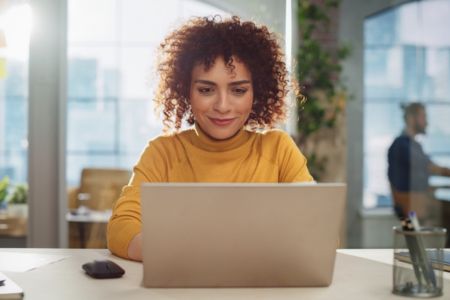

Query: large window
[0,1,31,186]
[67,0,229,186]
[363,0,450,208]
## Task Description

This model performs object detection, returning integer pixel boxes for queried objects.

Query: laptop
[141,183,346,288]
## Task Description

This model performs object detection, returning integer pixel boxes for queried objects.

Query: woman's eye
[232,87,248,95]
[198,87,214,94]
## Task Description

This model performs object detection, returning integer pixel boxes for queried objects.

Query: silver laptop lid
[141,183,346,287]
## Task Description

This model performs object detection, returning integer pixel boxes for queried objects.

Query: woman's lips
[209,117,235,126]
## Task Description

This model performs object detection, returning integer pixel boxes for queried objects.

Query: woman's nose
[213,91,231,113]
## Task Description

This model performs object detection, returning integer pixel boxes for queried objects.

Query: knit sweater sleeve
[107,139,167,259]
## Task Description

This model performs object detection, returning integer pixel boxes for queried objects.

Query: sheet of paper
[0,252,68,272]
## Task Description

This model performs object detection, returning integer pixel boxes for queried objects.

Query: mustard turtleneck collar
[189,123,250,152]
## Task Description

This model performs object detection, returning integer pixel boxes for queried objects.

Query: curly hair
[155,15,299,132]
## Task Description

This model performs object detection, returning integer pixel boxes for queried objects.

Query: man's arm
[429,162,450,177]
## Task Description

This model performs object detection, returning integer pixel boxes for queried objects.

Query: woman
[107,16,313,261]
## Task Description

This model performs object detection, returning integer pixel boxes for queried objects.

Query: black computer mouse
[82,259,125,279]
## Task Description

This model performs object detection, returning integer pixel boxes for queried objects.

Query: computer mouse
[82,259,125,279]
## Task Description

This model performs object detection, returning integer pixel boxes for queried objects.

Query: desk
[1,249,449,299]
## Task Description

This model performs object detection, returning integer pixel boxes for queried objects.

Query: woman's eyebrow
[193,80,216,86]
[229,80,252,86]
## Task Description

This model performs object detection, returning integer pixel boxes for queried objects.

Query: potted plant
[8,183,28,218]
[0,176,9,212]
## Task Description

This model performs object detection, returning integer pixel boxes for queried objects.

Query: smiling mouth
[209,117,236,126]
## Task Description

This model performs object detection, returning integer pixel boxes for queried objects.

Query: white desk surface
[1,248,449,300]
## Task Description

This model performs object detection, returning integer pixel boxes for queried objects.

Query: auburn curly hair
[155,15,299,132]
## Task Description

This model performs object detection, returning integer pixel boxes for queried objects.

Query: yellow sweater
[107,126,313,258]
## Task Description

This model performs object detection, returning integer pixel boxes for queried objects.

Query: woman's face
[189,56,253,140]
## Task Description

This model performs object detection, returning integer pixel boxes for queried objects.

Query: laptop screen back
[141,183,346,287]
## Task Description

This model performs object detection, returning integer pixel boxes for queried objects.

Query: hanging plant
[296,0,350,179]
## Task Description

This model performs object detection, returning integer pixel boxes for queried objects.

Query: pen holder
[392,226,447,298]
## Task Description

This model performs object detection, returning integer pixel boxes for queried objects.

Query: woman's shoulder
[251,128,293,145]
[249,129,303,167]
[250,129,299,161]
[139,129,194,163]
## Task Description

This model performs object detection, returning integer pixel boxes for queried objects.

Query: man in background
[388,102,450,245]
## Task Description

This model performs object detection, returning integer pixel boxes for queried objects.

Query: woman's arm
[107,181,144,259]
[107,139,167,260]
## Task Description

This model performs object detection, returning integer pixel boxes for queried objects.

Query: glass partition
[363,0,450,209]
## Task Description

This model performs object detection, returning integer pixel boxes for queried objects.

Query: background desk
[66,210,111,248]
[1,249,449,299]
[0,214,27,247]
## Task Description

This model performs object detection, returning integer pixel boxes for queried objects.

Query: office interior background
[0,0,449,248]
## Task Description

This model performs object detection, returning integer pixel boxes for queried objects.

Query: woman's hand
[127,232,143,261]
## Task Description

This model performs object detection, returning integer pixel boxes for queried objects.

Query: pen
[401,218,424,287]
[408,211,420,231]
[408,212,436,289]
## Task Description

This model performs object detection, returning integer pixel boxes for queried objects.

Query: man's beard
[414,122,426,134]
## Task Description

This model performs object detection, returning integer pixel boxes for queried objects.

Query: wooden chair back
[78,168,131,210]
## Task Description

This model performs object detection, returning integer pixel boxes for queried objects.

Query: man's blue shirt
[387,132,431,192]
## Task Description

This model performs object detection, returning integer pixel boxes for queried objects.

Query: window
[363,0,450,208]
[0,1,31,186]
[67,0,229,186]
